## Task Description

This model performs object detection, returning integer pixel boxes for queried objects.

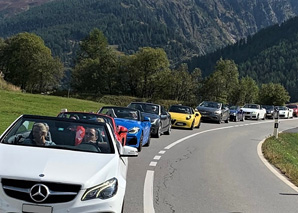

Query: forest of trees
[0,29,290,106]
[187,16,298,102]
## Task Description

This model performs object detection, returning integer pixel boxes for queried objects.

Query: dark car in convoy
[229,106,245,122]
[128,102,171,138]
[262,105,276,119]
[196,101,230,124]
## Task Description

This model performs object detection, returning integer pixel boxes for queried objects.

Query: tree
[258,83,290,105]
[237,76,259,105]
[72,28,117,94]
[132,47,170,98]
[1,32,63,92]
[201,59,239,104]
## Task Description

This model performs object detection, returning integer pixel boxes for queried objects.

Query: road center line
[144,170,155,213]
[143,119,296,213]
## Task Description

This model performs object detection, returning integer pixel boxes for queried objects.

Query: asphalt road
[124,118,298,213]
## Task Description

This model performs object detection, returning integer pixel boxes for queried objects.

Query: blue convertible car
[98,106,151,152]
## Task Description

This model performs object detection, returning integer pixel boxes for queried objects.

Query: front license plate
[23,204,53,213]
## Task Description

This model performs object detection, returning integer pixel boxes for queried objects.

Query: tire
[225,116,229,123]
[138,133,143,152]
[218,115,222,124]
[143,134,150,147]
[164,124,171,135]
[241,115,245,122]
[256,114,259,121]
[154,124,161,138]
[196,120,201,128]
[189,121,194,130]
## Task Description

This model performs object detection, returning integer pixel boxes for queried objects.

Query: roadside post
[273,107,279,138]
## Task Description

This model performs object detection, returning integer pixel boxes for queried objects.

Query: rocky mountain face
[0,0,298,63]
[140,0,298,55]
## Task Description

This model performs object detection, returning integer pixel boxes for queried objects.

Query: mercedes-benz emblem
[30,184,50,202]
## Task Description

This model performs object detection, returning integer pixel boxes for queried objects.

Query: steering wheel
[77,142,101,152]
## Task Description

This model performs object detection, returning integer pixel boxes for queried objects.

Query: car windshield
[99,107,140,120]
[243,104,259,109]
[278,106,287,110]
[169,105,191,114]
[1,115,114,154]
[199,101,220,109]
[128,103,159,115]
[229,106,238,110]
[287,105,297,109]
[57,112,114,131]
[262,105,274,110]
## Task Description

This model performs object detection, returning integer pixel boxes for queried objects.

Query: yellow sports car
[169,105,202,129]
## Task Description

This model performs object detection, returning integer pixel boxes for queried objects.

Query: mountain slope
[0,0,297,65]
[188,16,298,102]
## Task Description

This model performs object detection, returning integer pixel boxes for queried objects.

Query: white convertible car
[0,114,138,213]
[277,106,294,119]
[241,104,266,120]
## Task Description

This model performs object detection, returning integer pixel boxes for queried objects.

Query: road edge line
[257,139,298,192]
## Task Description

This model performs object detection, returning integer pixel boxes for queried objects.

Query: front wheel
[138,133,143,152]
[189,121,194,130]
[164,124,171,135]
[196,120,201,128]
[154,125,161,138]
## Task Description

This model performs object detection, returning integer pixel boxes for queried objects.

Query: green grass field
[0,90,105,133]
[262,133,298,186]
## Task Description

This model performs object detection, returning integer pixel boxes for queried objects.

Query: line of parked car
[0,100,296,212]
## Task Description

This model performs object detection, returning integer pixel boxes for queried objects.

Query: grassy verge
[0,90,105,133]
[262,132,298,186]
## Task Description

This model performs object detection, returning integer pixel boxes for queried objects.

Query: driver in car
[23,123,56,146]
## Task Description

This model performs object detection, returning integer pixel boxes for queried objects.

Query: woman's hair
[33,123,48,134]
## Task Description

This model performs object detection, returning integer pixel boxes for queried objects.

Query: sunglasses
[85,132,95,137]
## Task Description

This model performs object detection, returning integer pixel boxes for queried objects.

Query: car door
[192,108,200,127]
[140,115,151,142]
[160,106,170,131]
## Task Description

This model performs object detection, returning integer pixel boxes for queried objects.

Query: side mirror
[118,126,128,134]
[120,146,138,157]
[143,116,150,122]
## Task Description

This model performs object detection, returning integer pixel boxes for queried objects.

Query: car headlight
[151,118,158,125]
[214,110,221,114]
[82,178,118,201]
[186,115,191,120]
[252,111,257,114]
[128,127,140,134]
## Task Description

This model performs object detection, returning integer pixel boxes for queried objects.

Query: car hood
[142,113,159,120]
[0,144,121,189]
[169,112,192,120]
[114,118,142,129]
[196,106,218,112]
[241,108,259,112]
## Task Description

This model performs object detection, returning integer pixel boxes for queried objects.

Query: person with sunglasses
[83,128,99,143]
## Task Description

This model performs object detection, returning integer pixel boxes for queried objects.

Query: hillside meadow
[0,90,105,133]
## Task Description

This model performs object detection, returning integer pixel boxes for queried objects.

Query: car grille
[200,111,211,115]
[2,178,81,204]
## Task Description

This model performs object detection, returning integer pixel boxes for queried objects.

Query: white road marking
[144,170,155,213]
[159,150,166,154]
[143,118,297,213]
[153,155,161,160]
[257,139,298,192]
[149,161,157,167]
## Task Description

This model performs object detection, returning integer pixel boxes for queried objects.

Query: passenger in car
[83,128,99,143]
[23,123,56,146]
